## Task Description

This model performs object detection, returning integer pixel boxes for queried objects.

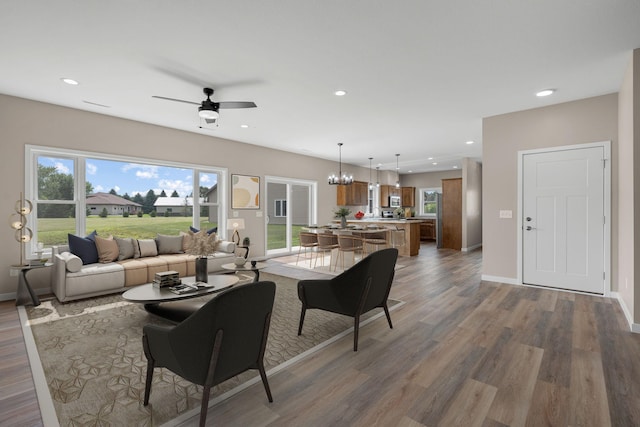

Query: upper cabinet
[337,181,368,206]
[401,186,415,207]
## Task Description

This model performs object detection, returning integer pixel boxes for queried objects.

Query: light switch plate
[499,210,513,219]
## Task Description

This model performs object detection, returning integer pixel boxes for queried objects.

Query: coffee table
[122,273,239,322]
[221,261,268,282]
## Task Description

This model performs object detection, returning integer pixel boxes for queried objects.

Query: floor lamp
[8,192,33,266]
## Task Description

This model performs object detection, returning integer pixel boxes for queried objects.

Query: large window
[27,146,227,256]
[419,188,440,216]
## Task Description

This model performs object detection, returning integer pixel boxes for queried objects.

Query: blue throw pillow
[189,226,217,234]
[68,232,99,265]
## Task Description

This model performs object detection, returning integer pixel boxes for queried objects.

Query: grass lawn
[37,216,305,250]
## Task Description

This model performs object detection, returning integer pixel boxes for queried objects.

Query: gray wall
[0,94,371,298]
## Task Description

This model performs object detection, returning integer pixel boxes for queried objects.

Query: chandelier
[395,153,401,188]
[328,143,353,185]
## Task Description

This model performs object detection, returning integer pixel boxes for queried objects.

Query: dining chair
[315,232,339,269]
[385,225,406,250]
[296,232,318,267]
[335,233,363,271]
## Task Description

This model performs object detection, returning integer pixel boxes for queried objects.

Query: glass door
[265,177,316,255]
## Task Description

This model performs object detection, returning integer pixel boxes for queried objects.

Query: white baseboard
[462,243,482,252]
[611,292,640,333]
[480,274,519,285]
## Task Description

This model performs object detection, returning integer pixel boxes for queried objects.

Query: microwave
[389,196,401,207]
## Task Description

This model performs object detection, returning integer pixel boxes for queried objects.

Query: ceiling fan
[152,87,257,124]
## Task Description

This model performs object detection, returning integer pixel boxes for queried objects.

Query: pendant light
[376,166,380,188]
[395,153,401,188]
[328,143,353,185]
[368,157,373,190]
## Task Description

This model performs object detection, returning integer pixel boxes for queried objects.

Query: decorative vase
[234,256,246,266]
[340,216,347,228]
[195,257,208,283]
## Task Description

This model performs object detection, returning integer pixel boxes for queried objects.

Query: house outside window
[26,145,227,256]
[274,199,286,217]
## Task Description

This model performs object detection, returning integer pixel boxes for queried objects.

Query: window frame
[26,145,228,257]
[419,187,441,217]
[274,199,287,217]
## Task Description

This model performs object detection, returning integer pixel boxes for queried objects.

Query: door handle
[526,217,532,222]
[525,226,535,231]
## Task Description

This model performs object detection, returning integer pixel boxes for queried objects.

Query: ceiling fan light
[198,107,219,119]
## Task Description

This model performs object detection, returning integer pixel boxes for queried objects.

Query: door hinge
[603,272,606,280]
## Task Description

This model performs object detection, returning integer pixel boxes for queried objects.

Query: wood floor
[2,242,639,426]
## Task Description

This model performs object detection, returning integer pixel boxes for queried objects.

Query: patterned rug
[22,273,402,426]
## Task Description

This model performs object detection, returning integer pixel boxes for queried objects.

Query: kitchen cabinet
[380,185,402,207]
[442,178,462,250]
[401,186,415,207]
[420,218,436,240]
[337,181,368,206]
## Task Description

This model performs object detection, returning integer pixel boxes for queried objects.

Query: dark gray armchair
[142,281,276,426]
[297,248,398,351]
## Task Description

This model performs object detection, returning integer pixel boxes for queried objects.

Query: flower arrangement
[185,230,219,257]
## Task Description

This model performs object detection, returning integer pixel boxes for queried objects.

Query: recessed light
[536,89,555,97]
[428,157,433,160]
[466,140,474,145]
[453,166,459,169]
[240,124,249,128]
[432,162,438,166]
[334,90,347,96]
[61,78,79,85]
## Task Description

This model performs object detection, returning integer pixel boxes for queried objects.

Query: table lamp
[227,218,245,245]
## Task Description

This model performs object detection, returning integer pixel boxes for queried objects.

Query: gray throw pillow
[115,237,136,261]
[156,234,184,254]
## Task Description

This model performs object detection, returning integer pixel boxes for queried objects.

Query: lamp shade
[227,218,245,230]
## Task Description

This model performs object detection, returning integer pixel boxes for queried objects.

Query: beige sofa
[51,240,237,302]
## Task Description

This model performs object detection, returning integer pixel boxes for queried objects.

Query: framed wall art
[231,174,260,209]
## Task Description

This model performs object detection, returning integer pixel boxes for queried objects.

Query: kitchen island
[346,219,426,257]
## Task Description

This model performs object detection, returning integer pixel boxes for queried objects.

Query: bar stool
[296,232,318,267]
[385,225,406,251]
[359,230,388,256]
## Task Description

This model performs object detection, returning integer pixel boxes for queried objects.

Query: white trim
[462,243,482,252]
[516,141,611,296]
[481,275,519,285]
[611,291,640,333]
[17,306,60,427]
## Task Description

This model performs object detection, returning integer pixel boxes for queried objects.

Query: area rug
[20,273,403,426]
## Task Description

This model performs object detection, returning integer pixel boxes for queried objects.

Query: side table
[11,264,50,306]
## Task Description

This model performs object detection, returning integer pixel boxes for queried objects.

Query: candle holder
[8,192,33,266]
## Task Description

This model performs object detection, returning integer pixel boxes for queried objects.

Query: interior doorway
[518,142,610,294]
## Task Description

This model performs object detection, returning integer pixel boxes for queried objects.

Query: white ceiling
[2,1,639,173]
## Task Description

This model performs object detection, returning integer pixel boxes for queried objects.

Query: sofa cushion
[65,263,125,297]
[117,259,149,287]
[95,235,119,263]
[189,226,217,234]
[115,237,136,260]
[156,234,184,254]
[137,239,158,257]
[68,232,99,265]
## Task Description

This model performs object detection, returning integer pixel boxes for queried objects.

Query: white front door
[522,146,605,294]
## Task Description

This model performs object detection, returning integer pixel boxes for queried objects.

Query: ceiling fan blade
[152,95,200,106]
[218,101,257,109]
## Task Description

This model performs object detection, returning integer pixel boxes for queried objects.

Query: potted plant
[334,207,351,228]
[185,230,219,283]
